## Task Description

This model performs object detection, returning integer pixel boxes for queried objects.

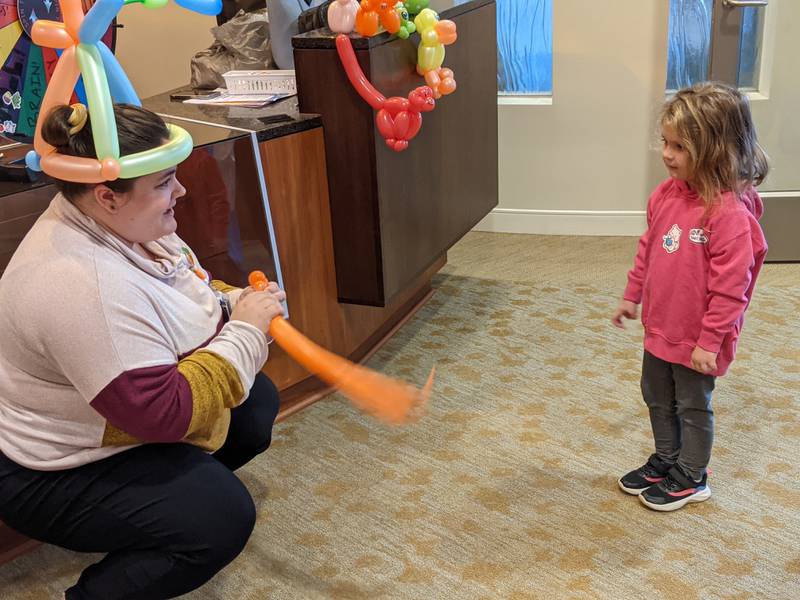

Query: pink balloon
[328,0,359,34]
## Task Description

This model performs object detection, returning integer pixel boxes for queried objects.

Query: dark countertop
[1,93,322,198]
[293,0,494,49]
[0,142,52,199]
[143,90,322,143]
[0,118,250,199]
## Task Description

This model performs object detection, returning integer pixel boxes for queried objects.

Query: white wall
[114,4,217,99]
[747,0,800,193]
[477,1,670,236]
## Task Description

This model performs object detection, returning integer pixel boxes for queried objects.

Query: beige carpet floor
[1,232,798,599]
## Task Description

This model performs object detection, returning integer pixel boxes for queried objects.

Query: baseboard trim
[474,208,647,236]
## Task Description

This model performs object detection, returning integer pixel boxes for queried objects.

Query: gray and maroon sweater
[0,194,268,470]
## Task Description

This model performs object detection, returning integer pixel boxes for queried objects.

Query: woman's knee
[216,486,256,563]
[253,373,281,419]
[192,476,256,568]
[247,375,281,449]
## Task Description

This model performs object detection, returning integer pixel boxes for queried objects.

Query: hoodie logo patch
[689,228,708,244]
[662,224,682,254]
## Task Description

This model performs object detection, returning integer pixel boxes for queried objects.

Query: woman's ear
[92,184,122,214]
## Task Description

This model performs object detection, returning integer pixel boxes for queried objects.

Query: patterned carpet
[1,233,799,599]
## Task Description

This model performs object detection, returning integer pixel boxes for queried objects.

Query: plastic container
[222,70,297,95]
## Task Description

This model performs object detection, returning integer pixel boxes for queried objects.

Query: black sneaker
[639,464,711,512]
[618,454,673,496]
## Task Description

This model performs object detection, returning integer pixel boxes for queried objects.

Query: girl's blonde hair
[660,82,769,212]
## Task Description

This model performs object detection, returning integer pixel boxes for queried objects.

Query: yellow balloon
[418,44,445,72]
[414,8,438,33]
[421,28,438,47]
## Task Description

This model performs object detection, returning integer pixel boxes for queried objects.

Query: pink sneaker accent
[668,487,698,498]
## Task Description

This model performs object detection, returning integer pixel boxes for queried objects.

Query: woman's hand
[230,284,286,334]
[611,299,639,329]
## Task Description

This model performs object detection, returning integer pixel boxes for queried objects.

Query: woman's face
[99,167,187,245]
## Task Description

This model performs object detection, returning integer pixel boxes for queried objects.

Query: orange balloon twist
[355,0,381,36]
[248,271,433,424]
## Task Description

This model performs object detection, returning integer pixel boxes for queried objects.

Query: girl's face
[661,124,692,182]
[94,167,187,245]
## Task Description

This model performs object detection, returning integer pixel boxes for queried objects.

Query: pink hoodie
[623,178,767,376]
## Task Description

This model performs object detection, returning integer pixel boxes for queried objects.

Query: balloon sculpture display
[24,0,221,182]
[328,0,459,152]
[414,8,457,98]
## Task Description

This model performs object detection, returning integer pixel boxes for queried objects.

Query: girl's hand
[691,346,717,374]
[611,300,639,329]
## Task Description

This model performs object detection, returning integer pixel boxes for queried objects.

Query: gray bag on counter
[190,9,276,91]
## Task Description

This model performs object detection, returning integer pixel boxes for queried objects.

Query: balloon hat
[24,0,222,183]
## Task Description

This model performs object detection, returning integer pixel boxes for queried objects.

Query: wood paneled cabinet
[293,0,498,306]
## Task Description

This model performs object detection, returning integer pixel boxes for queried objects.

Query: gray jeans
[641,351,715,481]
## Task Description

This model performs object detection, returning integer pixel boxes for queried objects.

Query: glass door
[706,0,798,260]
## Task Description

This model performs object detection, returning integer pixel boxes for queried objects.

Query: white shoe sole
[618,479,651,496]
[639,485,712,511]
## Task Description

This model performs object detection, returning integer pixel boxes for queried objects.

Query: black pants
[641,351,715,481]
[0,373,280,600]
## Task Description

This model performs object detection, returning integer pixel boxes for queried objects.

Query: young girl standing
[612,82,769,512]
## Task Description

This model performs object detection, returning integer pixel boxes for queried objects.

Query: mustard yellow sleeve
[101,350,244,452]
[210,279,239,294]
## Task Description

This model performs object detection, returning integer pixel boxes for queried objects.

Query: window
[494,0,765,98]
[667,0,764,91]
[497,0,552,95]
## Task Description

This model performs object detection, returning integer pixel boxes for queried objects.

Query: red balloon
[335,35,437,152]
[335,34,385,109]
[375,109,395,139]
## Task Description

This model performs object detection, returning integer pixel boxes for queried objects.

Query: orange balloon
[248,271,268,289]
[439,77,457,95]
[434,20,458,45]
[379,4,401,34]
[31,21,74,49]
[33,47,81,158]
[100,158,121,180]
[247,270,432,424]
[41,153,106,183]
[60,0,85,40]
[355,0,380,36]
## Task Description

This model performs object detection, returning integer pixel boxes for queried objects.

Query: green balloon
[403,0,429,15]
[118,124,193,178]
[76,44,120,160]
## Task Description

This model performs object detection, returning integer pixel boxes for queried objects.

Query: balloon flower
[25,0,222,183]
